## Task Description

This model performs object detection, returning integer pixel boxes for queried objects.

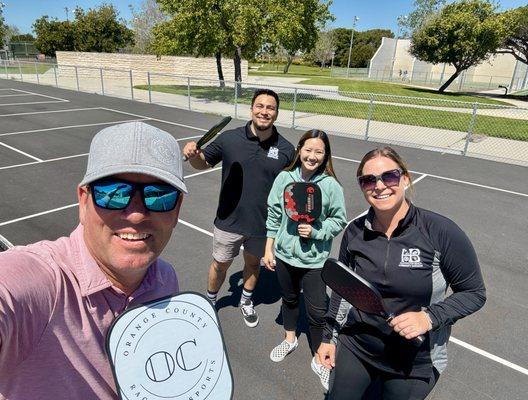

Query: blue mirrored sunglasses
[89,179,181,212]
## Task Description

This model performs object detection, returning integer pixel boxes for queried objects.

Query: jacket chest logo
[398,248,423,268]
[267,146,279,159]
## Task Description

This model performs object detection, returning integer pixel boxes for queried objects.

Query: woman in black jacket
[317,146,486,400]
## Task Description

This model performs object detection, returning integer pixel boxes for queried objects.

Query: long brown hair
[356,146,413,197]
[285,129,339,182]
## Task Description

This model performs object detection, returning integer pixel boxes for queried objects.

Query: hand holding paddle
[322,258,425,347]
[183,116,231,161]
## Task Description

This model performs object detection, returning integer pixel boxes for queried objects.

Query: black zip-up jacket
[323,203,486,378]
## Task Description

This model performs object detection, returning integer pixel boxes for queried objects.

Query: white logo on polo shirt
[267,146,279,159]
[399,248,423,268]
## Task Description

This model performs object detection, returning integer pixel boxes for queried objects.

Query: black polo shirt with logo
[202,121,295,237]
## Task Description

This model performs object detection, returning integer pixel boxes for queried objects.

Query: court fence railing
[1,60,526,167]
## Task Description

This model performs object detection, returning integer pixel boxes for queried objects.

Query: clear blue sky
[3,0,527,36]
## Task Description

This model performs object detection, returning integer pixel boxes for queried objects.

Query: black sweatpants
[328,341,439,400]
[275,258,327,354]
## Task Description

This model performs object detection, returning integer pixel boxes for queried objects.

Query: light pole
[65,7,69,21]
[346,16,359,79]
[391,15,407,80]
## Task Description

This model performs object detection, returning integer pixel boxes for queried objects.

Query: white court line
[0,153,89,171]
[0,168,526,376]
[11,88,69,102]
[0,168,222,226]
[0,119,151,137]
[0,204,79,227]
[0,100,68,107]
[0,107,101,118]
[0,134,204,171]
[100,107,209,132]
[333,155,527,198]
[450,337,528,376]
[185,167,221,178]
[0,93,36,98]
[0,142,42,161]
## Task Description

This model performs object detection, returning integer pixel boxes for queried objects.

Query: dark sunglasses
[89,179,181,212]
[357,169,403,191]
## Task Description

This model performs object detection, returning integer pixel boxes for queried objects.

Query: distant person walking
[183,89,295,327]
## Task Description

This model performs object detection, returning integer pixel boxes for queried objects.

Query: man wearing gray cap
[0,122,186,399]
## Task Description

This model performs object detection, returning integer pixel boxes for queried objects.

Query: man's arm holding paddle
[182,142,210,170]
[182,116,232,170]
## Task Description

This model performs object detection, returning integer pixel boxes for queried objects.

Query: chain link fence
[2,60,526,167]
[331,67,526,93]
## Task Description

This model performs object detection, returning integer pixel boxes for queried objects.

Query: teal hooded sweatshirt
[266,167,347,269]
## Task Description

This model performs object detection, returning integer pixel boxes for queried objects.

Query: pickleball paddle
[322,258,425,346]
[183,116,232,161]
[283,182,322,244]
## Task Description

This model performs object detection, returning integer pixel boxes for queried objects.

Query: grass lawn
[135,84,528,141]
[3,63,53,75]
[250,63,331,77]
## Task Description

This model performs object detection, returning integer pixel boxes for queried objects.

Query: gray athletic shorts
[212,226,266,263]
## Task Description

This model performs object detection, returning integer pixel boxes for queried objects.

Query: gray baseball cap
[79,121,187,193]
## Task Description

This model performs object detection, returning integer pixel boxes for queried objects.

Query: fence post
[100,68,105,95]
[129,70,134,100]
[75,66,80,91]
[463,103,478,156]
[365,94,374,140]
[53,64,58,87]
[17,59,23,81]
[291,88,298,128]
[458,71,464,92]
[35,62,40,84]
[147,72,152,103]
[234,81,239,119]
[3,60,7,79]
[487,75,493,90]
[187,77,191,111]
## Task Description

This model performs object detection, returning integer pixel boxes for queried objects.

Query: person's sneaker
[240,299,259,327]
[270,338,298,362]
[311,356,330,391]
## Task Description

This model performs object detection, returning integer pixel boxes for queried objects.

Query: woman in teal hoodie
[263,129,347,390]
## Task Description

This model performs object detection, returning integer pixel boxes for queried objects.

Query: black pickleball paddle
[322,258,425,347]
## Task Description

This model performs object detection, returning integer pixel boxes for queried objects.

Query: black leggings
[275,258,327,354]
[328,341,439,400]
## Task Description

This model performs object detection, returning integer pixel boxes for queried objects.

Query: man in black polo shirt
[183,89,295,327]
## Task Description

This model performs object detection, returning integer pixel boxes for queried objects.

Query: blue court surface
[0,79,526,400]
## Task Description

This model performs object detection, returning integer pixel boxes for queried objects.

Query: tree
[331,28,392,68]
[10,33,35,43]
[497,6,528,65]
[154,0,267,84]
[398,0,447,38]
[128,0,168,54]
[33,17,76,57]
[410,0,509,93]
[312,30,336,67]
[267,0,334,73]
[73,5,134,53]
[0,6,5,48]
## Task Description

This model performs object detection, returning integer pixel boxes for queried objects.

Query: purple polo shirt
[0,224,179,400]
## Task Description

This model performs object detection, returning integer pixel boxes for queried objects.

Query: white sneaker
[240,299,259,327]
[270,338,298,362]
[311,356,330,391]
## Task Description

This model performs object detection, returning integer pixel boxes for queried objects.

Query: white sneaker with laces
[269,338,298,362]
[240,299,259,327]
[311,356,330,391]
